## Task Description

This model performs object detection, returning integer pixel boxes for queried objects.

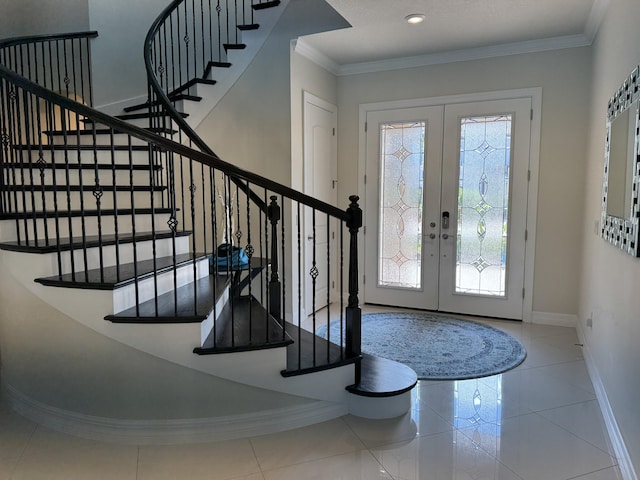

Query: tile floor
[0,311,624,480]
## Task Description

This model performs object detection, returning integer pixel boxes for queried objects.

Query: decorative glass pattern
[456,115,512,296]
[378,122,425,289]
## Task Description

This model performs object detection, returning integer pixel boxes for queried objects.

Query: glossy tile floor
[0,310,624,480]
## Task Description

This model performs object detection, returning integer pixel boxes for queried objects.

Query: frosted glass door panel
[456,115,512,297]
[378,122,425,290]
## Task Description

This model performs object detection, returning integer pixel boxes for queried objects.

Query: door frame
[302,91,338,318]
[358,88,542,322]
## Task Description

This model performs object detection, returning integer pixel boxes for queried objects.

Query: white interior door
[364,97,532,320]
[303,92,338,316]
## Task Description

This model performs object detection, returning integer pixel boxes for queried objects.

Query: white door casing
[303,92,338,317]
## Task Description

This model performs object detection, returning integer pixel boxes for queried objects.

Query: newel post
[268,195,281,319]
[346,195,363,383]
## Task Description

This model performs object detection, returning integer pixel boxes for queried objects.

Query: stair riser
[4,190,167,212]
[0,213,176,243]
[31,149,162,165]
[91,117,179,130]
[46,133,156,147]
[199,285,230,346]
[113,256,209,313]
[55,236,191,276]
[5,167,155,188]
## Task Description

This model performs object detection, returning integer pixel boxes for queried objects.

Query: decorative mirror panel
[601,66,640,256]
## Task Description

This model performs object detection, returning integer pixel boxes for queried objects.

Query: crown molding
[585,0,610,42]
[336,34,592,76]
[292,38,340,75]
[295,34,593,77]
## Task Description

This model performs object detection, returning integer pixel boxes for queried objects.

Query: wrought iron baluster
[280,193,285,338]
[128,137,141,317]
[91,123,104,283]
[326,211,331,362]
[245,178,254,342]
[109,130,120,282]
[210,167,218,347]
[340,221,344,358]
[189,157,197,312]
[311,207,317,365]
[296,201,302,368]
[184,0,190,90]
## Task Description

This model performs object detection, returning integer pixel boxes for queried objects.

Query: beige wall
[336,48,592,317]
[0,0,89,37]
[87,0,167,108]
[579,0,640,470]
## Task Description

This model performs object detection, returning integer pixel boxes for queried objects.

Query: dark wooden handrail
[0,31,99,49]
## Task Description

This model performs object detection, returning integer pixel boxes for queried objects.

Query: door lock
[442,211,450,229]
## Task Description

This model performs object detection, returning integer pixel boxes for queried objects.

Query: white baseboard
[531,311,577,327]
[3,382,346,445]
[576,325,638,480]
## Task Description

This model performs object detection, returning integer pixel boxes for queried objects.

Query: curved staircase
[0,0,416,444]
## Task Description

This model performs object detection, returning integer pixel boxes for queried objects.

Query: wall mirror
[601,65,640,256]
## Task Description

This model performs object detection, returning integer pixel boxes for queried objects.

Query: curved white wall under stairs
[0,248,351,444]
[0,245,413,443]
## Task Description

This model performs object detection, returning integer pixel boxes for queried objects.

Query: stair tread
[106,257,267,322]
[7,162,160,171]
[346,354,418,398]
[281,322,359,376]
[223,43,246,51]
[106,273,229,323]
[0,230,191,253]
[35,252,209,289]
[195,296,292,353]
[123,94,203,113]
[253,0,280,10]
[0,184,165,192]
[206,61,232,68]
[0,207,174,220]
[238,24,260,31]
[169,78,217,97]
[44,126,177,136]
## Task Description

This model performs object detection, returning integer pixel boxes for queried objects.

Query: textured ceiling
[300,0,603,67]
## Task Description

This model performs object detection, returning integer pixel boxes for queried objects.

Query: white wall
[87,0,167,108]
[336,48,592,318]
[579,0,640,472]
[0,0,89,37]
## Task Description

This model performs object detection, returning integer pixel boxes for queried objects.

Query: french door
[364,98,532,319]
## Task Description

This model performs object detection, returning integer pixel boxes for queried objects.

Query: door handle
[442,233,449,240]
[429,233,436,239]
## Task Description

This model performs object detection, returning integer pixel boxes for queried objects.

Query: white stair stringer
[0,248,355,406]
[0,253,347,444]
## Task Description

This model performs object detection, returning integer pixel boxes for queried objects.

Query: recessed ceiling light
[405,14,425,25]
